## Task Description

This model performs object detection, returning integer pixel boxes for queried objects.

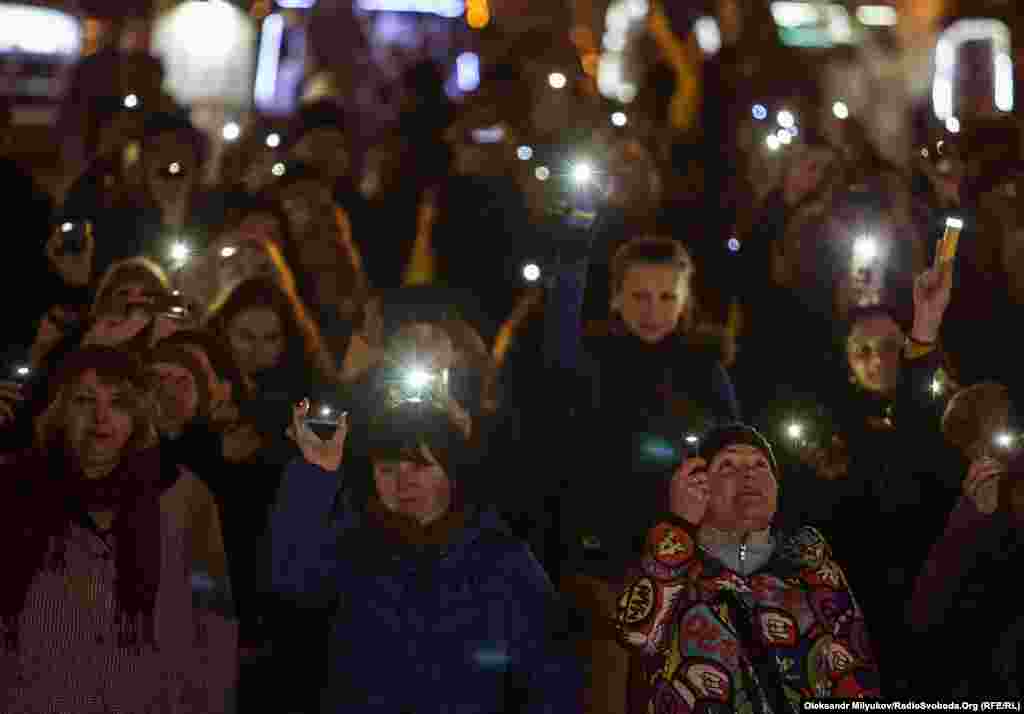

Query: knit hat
[698,423,779,480]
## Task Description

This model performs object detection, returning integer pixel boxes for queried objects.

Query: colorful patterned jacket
[616,515,881,713]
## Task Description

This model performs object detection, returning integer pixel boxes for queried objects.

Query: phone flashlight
[303,403,343,439]
[937,217,964,265]
[57,221,88,256]
[571,162,594,186]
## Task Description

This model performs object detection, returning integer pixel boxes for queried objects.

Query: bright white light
[535,166,550,181]
[548,72,567,90]
[168,162,181,175]
[695,16,721,55]
[572,162,593,184]
[611,112,628,127]
[933,19,1013,120]
[853,236,878,262]
[930,378,942,395]
[266,132,281,148]
[356,0,464,16]
[752,104,768,120]
[945,116,960,134]
[603,30,627,52]
[220,246,237,258]
[516,146,533,161]
[456,52,480,92]
[522,263,541,282]
[777,110,795,129]
[61,222,73,233]
[254,13,285,110]
[222,122,241,141]
[405,368,433,391]
[727,237,741,252]
[996,432,1015,448]
[996,52,1014,112]
[626,0,648,20]
[832,101,849,119]
[320,405,332,417]
[0,4,82,55]
[770,1,820,28]
[766,134,781,151]
[856,5,897,27]
[272,162,286,176]
[276,0,317,7]
[946,217,964,230]
[15,365,30,377]
[787,422,804,440]
[124,94,139,109]
[170,242,191,262]
[685,434,699,444]
[826,4,854,43]
[152,0,256,107]
[777,128,793,145]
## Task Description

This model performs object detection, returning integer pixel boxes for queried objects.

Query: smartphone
[303,403,343,439]
[471,125,505,144]
[151,295,193,321]
[56,221,89,256]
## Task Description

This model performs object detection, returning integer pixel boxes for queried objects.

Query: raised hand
[964,456,1004,515]
[285,399,347,472]
[45,221,95,288]
[669,457,711,526]
[911,261,953,344]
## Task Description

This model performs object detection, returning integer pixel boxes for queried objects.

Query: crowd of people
[2,25,1024,714]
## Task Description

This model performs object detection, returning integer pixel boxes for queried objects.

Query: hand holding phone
[45,220,95,287]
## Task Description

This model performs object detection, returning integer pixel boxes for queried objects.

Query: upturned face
[704,444,778,532]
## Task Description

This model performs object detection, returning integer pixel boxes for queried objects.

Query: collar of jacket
[698,524,773,548]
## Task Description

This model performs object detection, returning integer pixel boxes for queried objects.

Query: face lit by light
[832,101,849,119]
[548,72,567,89]
[777,110,795,129]
[535,166,550,181]
[522,263,541,282]
[516,145,533,161]
[787,422,803,440]
[265,132,281,148]
[222,122,241,141]
[124,93,139,109]
[611,111,628,127]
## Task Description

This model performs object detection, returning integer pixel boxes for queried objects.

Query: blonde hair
[91,256,171,318]
[35,348,159,454]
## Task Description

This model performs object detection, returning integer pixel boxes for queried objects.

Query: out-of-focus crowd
[2,19,1024,714]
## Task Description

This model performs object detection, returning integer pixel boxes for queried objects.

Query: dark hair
[206,277,336,379]
[158,329,240,384]
[366,401,470,480]
[610,235,695,295]
[142,111,208,166]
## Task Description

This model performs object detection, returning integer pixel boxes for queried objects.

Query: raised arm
[269,402,354,609]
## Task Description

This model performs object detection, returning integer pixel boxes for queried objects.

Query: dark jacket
[270,459,583,714]
[542,256,741,582]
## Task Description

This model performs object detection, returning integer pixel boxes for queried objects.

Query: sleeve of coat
[615,517,701,657]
